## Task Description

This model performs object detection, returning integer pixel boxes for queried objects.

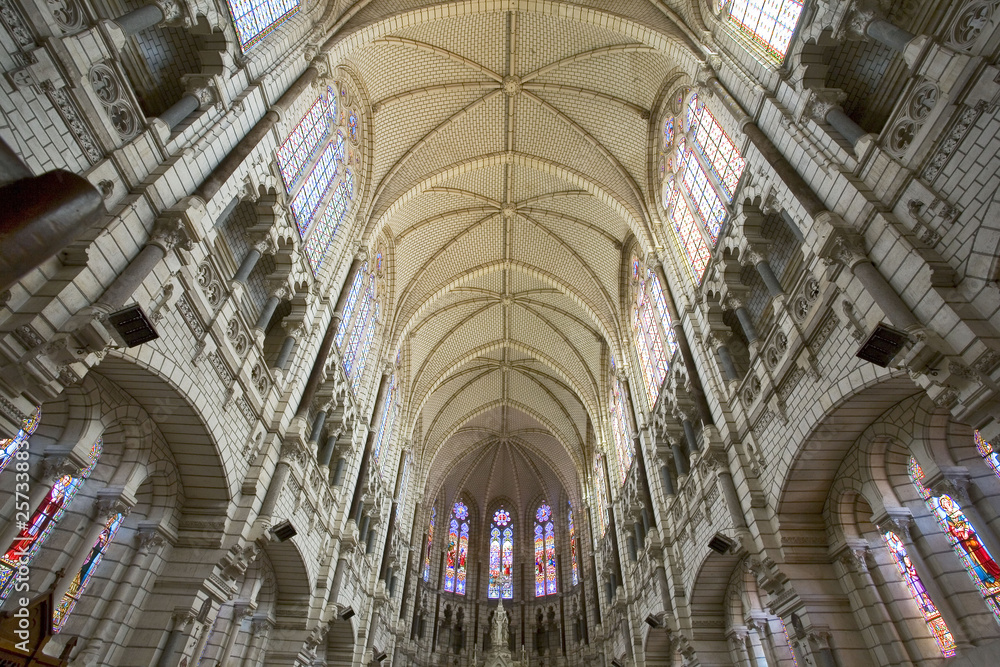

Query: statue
[491,599,510,649]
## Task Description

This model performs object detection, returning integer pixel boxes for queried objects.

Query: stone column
[347,366,393,522]
[213,600,254,667]
[746,623,770,667]
[113,0,182,35]
[272,325,301,372]
[96,217,192,312]
[158,88,207,132]
[0,154,103,290]
[155,609,198,667]
[708,333,739,382]
[318,430,340,467]
[670,436,690,477]
[829,235,920,331]
[747,250,783,299]
[729,297,759,346]
[239,616,273,667]
[727,628,752,667]
[682,417,700,455]
[256,443,300,527]
[308,408,327,445]
[660,464,675,496]
[833,545,908,665]
[807,90,869,151]
[232,238,273,285]
[254,286,287,332]
[843,4,917,53]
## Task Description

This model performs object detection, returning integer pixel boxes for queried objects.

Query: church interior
[2,0,1000,664]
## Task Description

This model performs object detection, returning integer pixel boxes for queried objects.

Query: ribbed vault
[336,1,696,513]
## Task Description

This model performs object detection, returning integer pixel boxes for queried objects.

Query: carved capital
[806,89,847,123]
[874,509,913,539]
[96,488,134,518]
[42,456,80,481]
[136,527,168,553]
[149,217,194,253]
[829,234,868,269]
[151,0,185,26]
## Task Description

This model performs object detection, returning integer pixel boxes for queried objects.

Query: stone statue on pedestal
[484,599,514,667]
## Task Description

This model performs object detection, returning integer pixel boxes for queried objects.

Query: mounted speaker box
[270,519,297,541]
[856,322,909,367]
[707,532,735,554]
[107,305,159,347]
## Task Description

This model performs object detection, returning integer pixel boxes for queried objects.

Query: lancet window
[443,501,470,595]
[976,430,1000,479]
[0,438,103,602]
[423,507,435,582]
[53,510,127,632]
[630,258,678,405]
[608,361,634,485]
[0,406,40,477]
[723,0,803,61]
[277,87,359,273]
[336,254,382,393]
[488,509,513,599]
[882,530,956,656]
[910,457,1000,619]
[568,502,579,586]
[593,454,609,538]
[660,92,745,285]
[534,504,557,596]
[373,374,398,476]
[226,0,299,52]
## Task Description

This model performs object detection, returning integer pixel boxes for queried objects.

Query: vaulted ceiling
[332,1,702,523]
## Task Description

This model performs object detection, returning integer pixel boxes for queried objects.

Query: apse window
[226,0,299,52]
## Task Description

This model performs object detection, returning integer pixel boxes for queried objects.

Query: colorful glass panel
[52,512,125,632]
[534,523,545,597]
[501,526,513,599]
[348,112,358,140]
[351,302,379,393]
[226,0,299,52]
[681,148,727,243]
[489,526,502,599]
[632,264,675,406]
[0,406,41,478]
[609,375,634,485]
[779,618,799,667]
[664,117,674,149]
[336,267,365,348]
[662,177,675,210]
[976,430,1000,479]
[910,457,1000,619]
[423,507,435,582]
[456,520,469,595]
[648,270,678,359]
[594,454,609,537]
[290,141,338,235]
[726,0,803,60]
[444,517,459,592]
[670,193,711,284]
[568,503,579,586]
[277,93,335,191]
[332,131,346,163]
[882,530,956,656]
[545,520,557,594]
[691,106,746,200]
[342,286,371,377]
[0,439,102,602]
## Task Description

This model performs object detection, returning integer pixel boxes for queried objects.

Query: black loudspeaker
[707,532,735,554]
[856,322,909,367]
[611,660,623,667]
[108,305,159,346]
[340,606,355,621]
[645,614,660,628]
[373,648,387,662]
[271,519,297,541]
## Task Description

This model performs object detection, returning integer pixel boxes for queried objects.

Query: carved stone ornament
[150,217,193,253]
[805,89,847,123]
[88,63,139,140]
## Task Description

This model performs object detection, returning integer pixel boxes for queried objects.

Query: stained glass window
[594,454,609,537]
[348,112,358,141]
[336,266,365,348]
[0,406,41,478]
[664,117,674,149]
[882,530,956,656]
[444,501,470,595]
[779,618,799,667]
[689,100,746,200]
[681,148,727,243]
[669,183,711,284]
[976,430,1000,479]
[910,457,1000,619]
[631,259,678,406]
[609,367,634,485]
[568,502,579,586]
[725,0,803,61]
[52,511,126,632]
[226,0,299,52]
[423,507,436,582]
[290,142,339,235]
[533,504,557,596]
[372,375,397,476]
[0,439,102,603]
[351,303,379,394]
[277,92,335,191]
[489,509,513,599]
